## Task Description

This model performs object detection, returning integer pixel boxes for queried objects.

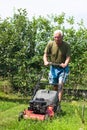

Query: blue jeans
[49,65,70,85]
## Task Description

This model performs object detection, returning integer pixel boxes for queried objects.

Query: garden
[0,9,87,130]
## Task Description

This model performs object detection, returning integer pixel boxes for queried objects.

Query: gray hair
[54,30,63,37]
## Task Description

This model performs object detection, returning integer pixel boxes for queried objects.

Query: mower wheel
[18,112,24,121]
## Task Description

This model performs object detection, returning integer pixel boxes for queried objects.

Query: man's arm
[60,56,70,68]
[43,41,53,66]
[43,53,49,66]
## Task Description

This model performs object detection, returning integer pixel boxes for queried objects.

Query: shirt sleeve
[44,41,53,55]
[66,44,71,57]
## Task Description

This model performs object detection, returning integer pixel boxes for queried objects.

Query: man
[43,30,70,108]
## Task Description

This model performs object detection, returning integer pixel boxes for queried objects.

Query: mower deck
[20,105,55,121]
[23,109,46,120]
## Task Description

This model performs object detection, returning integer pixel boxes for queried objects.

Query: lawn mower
[18,63,61,121]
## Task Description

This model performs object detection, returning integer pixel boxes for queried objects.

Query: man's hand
[60,63,67,68]
[60,57,70,68]
[44,61,49,66]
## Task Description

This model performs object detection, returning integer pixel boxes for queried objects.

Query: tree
[0,9,87,94]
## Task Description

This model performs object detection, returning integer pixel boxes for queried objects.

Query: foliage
[0,9,87,94]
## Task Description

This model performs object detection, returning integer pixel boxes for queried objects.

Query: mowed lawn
[0,92,87,130]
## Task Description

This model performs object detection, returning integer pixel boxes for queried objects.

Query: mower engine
[29,98,47,114]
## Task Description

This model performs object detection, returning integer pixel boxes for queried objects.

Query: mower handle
[48,62,61,66]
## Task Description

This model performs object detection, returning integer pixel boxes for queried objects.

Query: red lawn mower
[18,63,61,121]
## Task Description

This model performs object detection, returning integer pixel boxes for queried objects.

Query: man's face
[54,33,62,45]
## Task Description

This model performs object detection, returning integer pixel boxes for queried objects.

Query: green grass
[0,92,87,130]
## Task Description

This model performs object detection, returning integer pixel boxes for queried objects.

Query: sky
[0,0,87,27]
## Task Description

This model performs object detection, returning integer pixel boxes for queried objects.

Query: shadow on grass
[56,110,66,117]
[0,96,30,104]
